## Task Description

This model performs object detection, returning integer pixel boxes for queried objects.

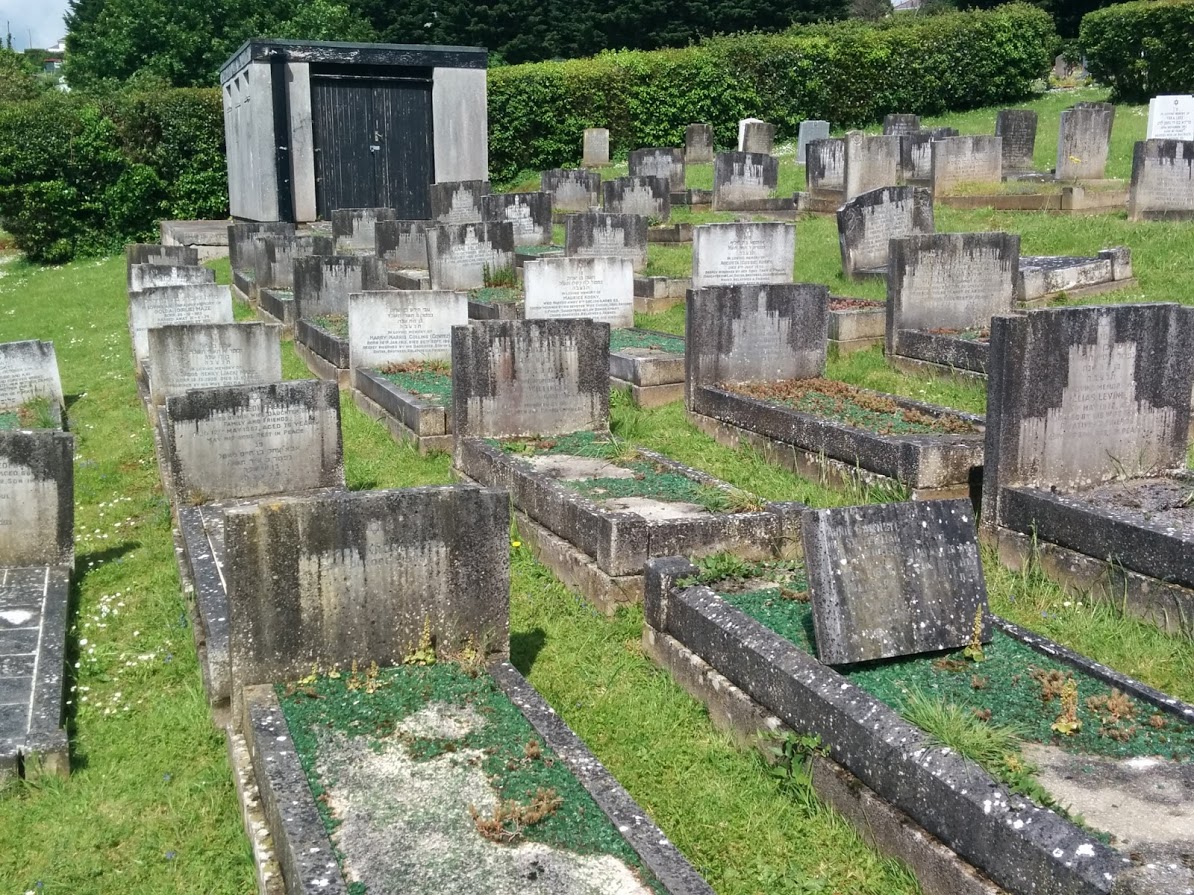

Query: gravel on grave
[1071,477,1194,538]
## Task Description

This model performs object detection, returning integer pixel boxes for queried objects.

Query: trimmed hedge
[0,89,226,263]
[1080,0,1194,102]
[489,3,1056,183]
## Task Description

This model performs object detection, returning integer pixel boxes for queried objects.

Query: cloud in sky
[0,0,69,50]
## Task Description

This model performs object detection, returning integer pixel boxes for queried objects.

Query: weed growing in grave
[312,314,349,339]
[1052,679,1082,737]
[766,731,826,813]
[482,263,518,288]
[962,605,987,663]
[404,618,437,666]
[469,787,564,843]
[379,360,453,406]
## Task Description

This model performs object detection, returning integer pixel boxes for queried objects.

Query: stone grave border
[350,367,454,454]
[466,293,523,321]
[293,318,350,387]
[633,276,693,315]
[799,183,1129,217]
[256,288,297,333]
[608,328,687,408]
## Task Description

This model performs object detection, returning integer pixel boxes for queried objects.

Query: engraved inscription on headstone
[628,148,685,190]
[482,193,552,246]
[1128,139,1194,221]
[129,264,215,293]
[147,322,283,405]
[1056,102,1115,181]
[692,222,795,289]
[996,109,1038,172]
[1147,95,1194,141]
[930,136,1003,194]
[713,152,779,209]
[837,187,934,279]
[0,341,63,412]
[128,285,234,367]
[602,176,670,220]
[427,222,516,290]
[563,213,648,272]
[541,169,601,212]
[430,181,491,224]
[0,430,73,567]
[523,256,634,328]
[349,290,468,368]
[375,220,432,270]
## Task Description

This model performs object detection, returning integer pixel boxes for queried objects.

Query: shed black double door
[311,66,434,220]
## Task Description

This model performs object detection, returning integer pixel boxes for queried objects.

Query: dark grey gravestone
[1128,139,1194,221]
[125,244,198,286]
[685,124,714,164]
[843,132,901,201]
[228,222,294,275]
[293,255,389,318]
[482,192,553,246]
[836,186,934,279]
[0,340,63,415]
[541,169,601,212]
[712,152,779,210]
[252,233,334,292]
[226,486,510,694]
[1056,102,1115,181]
[0,430,73,568]
[129,263,215,293]
[628,148,685,191]
[564,212,648,272]
[738,119,776,155]
[426,221,516,290]
[331,207,398,254]
[451,319,610,438]
[430,180,491,224]
[806,138,845,190]
[374,220,432,270]
[147,322,283,405]
[602,176,671,221]
[796,120,830,164]
[996,109,1038,173]
[899,128,959,182]
[804,499,990,665]
[165,379,344,502]
[882,114,920,136]
[685,284,828,406]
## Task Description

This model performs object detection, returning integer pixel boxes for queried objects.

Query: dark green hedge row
[489,3,1057,183]
[0,90,226,263]
[1080,0,1194,103]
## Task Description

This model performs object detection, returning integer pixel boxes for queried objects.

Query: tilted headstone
[128,284,234,369]
[796,120,830,164]
[482,192,553,246]
[996,109,1038,173]
[738,119,776,155]
[165,379,343,503]
[451,319,610,438]
[0,340,64,413]
[125,244,198,286]
[883,114,921,136]
[374,220,432,270]
[1128,139,1194,221]
[836,186,934,280]
[252,233,334,292]
[523,256,634,328]
[712,151,779,210]
[843,132,901,201]
[563,212,648,272]
[1056,102,1115,181]
[930,135,1003,194]
[0,430,73,567]
[542,169,601,212]
[426,222,516,290]
[803,500,990,665]
[685,124,714,164]
[692,222,795,290]
[1146,95,1194,141]
[602,176,671,220]
[226,486,510,695]
[147,322,283,405]
[583,128,610,167]
[332,207,398,254]
[228,222,294,275]
[628,148,685,191]
[348,290,467,368]
[806,138,845,192]
[129,263,215,293]
[886,233,1019,356]
[430,180,491,224]
[293,255,389,318]
[900,128,959,182]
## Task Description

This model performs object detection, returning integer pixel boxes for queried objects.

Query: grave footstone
[374,220,432,270]
[293,255,389,318]
[147,322,283,405]
[1056,102,1115,181]
[883,114,920,136]
[128,284,234,370]
[930,135,1003,194]
[843,132,901,201]
[806,138,845,192]
[482,192,553,246]
[1128,139,1194,221]
[332,208,398,254]
[803,499,990,665]
[523,256,634,328]
[712,151,779,210]
[836,187,934,280]
[252,233,334,292]
[685,124,714,164]
[1146,95,1194,141]
[796,120,830,165]
[628,148,685,191]
[602,176,671,220]
[129,263,215,293]
[996,109,1038,173]
[0,340,64,414]
[541,169,601,212]
[738,119,776,155]
[430,180,491,224]
[691,222,796,289]
[0,430,73,567]
[583,128,610,167]
[348,290,467,368]
[563,213,648,272]
[427,222,516,290]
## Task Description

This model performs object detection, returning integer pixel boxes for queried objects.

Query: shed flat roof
[220,39,487,84]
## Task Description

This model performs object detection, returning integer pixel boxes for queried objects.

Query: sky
[1,0,69,50]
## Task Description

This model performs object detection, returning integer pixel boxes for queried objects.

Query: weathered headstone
[796,120,830,164]
[883,114,921,136]
[374,220,432,270]
[1056,102,1115,181]
[0,340,64,413]
[128,284,234,369]
[293,255,389,318]
[691,222,796,289]
[129,263,215,293]
[147,322,283,405]
[685,124,714,164]
[165,379,342,505]
[712,151,778,210]
[806,138,845,192]
[541,169,601,212]
[900,128,959,182]
[583,128,610,167]
[0,430,73,567]
[1128,139,1194,221]
[451,319,610,438]
[843,132,901,201]
[836,187,934,280]
[228,222,294,275]
[602,176,671,220]
[523,256,634,328]
[430,180,491,224]
[803,499,990,665]
[1146,95,1194,141]
[738,119,776,155]
[252,233,334,292]
[125,244,198,286]
[930,135,1003,194]
[628,148,685,191]
[427,222,516,290]
[332,207,398,254]
[482,192,553,246]
[996,109,1039,173]
[563,212,648,272]
[226,486,510,695]
[348,290,467,368]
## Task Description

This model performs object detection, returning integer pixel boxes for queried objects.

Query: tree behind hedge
[1081,0,1194,102]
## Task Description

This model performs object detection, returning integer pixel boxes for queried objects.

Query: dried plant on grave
[1087,689,1138,741]
[403,617,437,667]
[1051,679,1082,736]
[1148,714,1167,730]
[932,657,969,673]
[524,739,542,761]
[962,605,986,663]
[469,787,563,843]
[1030,667,1069,704]
[971,675,989,691]
[447,635,485,678]
[379,358,450,376]
[344,659,386,694]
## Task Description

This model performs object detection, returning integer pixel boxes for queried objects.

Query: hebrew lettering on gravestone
[427,222,516,291]
[332,207,398,254]
[430,181,491,224]
[129,284,234,369]
[563,213,648,272]
[523,256,634,328]
[1146,95,1194,141]
[541,169,601,212]
[482,192,553,246]
[146,322,283,405]
[348,290,467,368]
[602,176,671,221]
[712,152,779,209]
[692,222,795,289]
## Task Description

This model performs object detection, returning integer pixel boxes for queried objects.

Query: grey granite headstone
[602,176,671,220]
[332,207,398,254]
[738,119,776,155]
[482,192,553,246]
[686,124,714,164]
[0,430,73,567]
[1147,95,1194,141]
[692,222,795,289]
[899,128,959,182]
[451,319,610,438]
[803,499,990,665]
[165,379,343,502]
[712,151,779,210]
[836,186,934,280]
[125,244,198,287]
[583,128,610,167]
[883,114,920,136]
[1128,139,1194,221]
[523,256,634,328]
[1056,102,1115,181]
[147,322,283,405]
[228,222,294,275]
[796,120,830,164]
[426,222,516,290]
[806,138,845,191]
[930,135,1003,194]
[541,169,601,212]
[843,132,901,201]
[226,486,510,694]
[374,220,431,270]
[996,110,1038,173]
[128,284,234,369]
[563,212,648,272]
[0,340,64,414]
[430,180,491,224]
[348,290,467,367]
[129,264,215,293]
[293,255,389,318]
[252,233,334,292]
[628,148,685,191]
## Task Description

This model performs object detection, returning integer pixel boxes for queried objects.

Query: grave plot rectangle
[293,255,389,319]
[685,124,714,164]
[796,120,830,164]
[836,186,934,280]
[843,133,901,201]
[294,317,351,386]
[481,192,552,246]
[691,222,796,289]
[563,213,648,272]
[712,152,779,211]
[128,284,234,371]
[427,222,516,290]
[602,176,671,221]
[1128,139,1194,221]
[0,340,64,419]
[929,135,1002,194]
[583,127,610,166]
[738,119,775,155]
[607,328,686,408]
[331,207,397,254]
[827,296,887,354]
[164,379,344,503]
[251,233,335,297]
[257,288,297,331]
[996,109,1038,173]
[352,365,453,453]
[430,180,491,224]
[374,219,431,270]
[882,113,920,136]
[125,244,198,286]
[1018,247,1134,305]
[0,430,73,568]
[629,147,685,190]
[524,256,634,328]
[1056,102,1115,181]
[899,128,959,183]
[348,290,466,372]
[1146,95,1194,141]
[541,169,601,212]
[129,263,215,293]
[147,322,283,405]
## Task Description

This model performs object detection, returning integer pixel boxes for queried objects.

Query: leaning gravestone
[541,169,601,212]
[0,429,74,567]
[348,290,467,368]
[996,109,1038,173]
[374,220,432,270]
[332,208,398,254]
[843,132,901,201]
[430,180,491,224]
[930,135,1003,194]
[836,186,934,280]
[685,124,714,164]
[712,151,779,210]
[129,264,215,293]
[0,340,64,414]
[628,148,685,191]
[1146,95,1194,141]
[803,499,990,665]
[451,319,610,438]
[1056,102,1115,181]
[523,256,634,328]
[806,138,845,192]
[583,128,610,167]
[482,192,553,246]
[563,213,648,272]
[602,176,671,220]
[692,222,795,289]
[293,255,389,318]
[796,120,830,164]
[738,119,776,155]
[147,322,283,405]
[253,233,334,292]
[883,114,920,136]
[427,222,516,290]
[1128,139,1194,221]
[164,379,343,502]
[129,284,234,370]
